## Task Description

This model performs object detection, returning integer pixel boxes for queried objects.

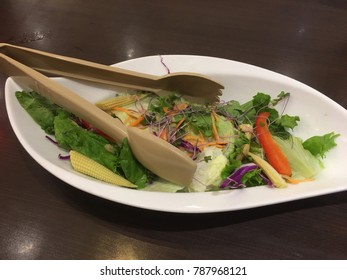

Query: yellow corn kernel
[69,150,136,188]
[248,152,287,188]
[95,93,147,111]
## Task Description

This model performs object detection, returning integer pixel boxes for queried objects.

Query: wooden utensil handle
[0,53,127,142]
[0,43,161,91]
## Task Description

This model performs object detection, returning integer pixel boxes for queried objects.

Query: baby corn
[69,150,137,188]
[248,152,287,188]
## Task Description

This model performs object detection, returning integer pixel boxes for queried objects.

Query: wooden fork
[0,43,223,104]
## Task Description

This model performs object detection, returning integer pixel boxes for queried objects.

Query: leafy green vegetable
[217,100,244,119]
[118,138,151,188]
[224,132,249,160]
[215,115,235,138]
[188,113,213,137]
[54,115,152,187]
[15,89,340,191]
[252,92,271,112]
[276,114,300,130]
[274,136,322,179]
[268,111,300,139]
[243,92,300,139]
[303,132,340,158]
[218,92,297,135]
[271,91,290,106]
[54,114,119,171]
[204,156,212,162]
[15,91,153,188]
[15,91,69,134]
[189,147,228,192]
[148,93,181,116]
[220,159,241,180]
[241,168,265,187]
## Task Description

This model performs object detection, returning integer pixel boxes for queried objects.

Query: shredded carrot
[174,102,188,111]
[112,106,139,118]
[163,103,188,116]
[199,141,228,149]
[215,141,228,145]
[176,116,186,128]
[211,110,219,121]
[281,175,314,184]
[183,134,205,143]
[215,145,226,149]
[129,115,144,127]
[159,128,168,141]
[183,135,199,141]
[112,106,133,114]
[211,111,220,141]
[183,130,228,151]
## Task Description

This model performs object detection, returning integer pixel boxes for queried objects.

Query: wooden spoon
[0,53,197,186]
[0,43,223,104]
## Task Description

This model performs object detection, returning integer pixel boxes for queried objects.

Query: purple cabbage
[220,164,258,189]
[179,140,201,159]
[259,173,274,188]
[45,135,58,145]
[220,163,274,189]
[45,136,71,160]
[58,154,70,160]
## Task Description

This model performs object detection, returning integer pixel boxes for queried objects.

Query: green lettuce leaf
[276,114,300,130]
[118,138,151,188]
[303,132,340,159]
[273,136,322,179]
[54,115,152,187]
[15,91,69,134]
[54,114,119,171]
[188,113,213,138]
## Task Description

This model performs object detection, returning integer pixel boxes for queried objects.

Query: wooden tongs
[0,44,223,186]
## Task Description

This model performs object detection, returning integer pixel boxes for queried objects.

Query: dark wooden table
[0,0,346,260]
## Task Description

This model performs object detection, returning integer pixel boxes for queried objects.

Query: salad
[15,89,339,193]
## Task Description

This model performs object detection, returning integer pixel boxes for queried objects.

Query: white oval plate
[5,55,347,213]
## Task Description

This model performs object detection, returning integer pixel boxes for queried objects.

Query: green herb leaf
[252,92,271,112]
[217,100,243,118]
[271,91,290,106]
[276,114,300,130]
[188,113,213,137]
[148,93,181,116]
[303,132,340,158]
[241,169,264,186]
[267,110,300,139]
